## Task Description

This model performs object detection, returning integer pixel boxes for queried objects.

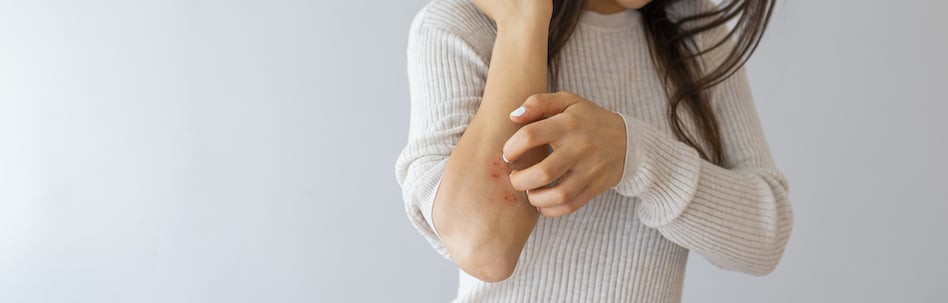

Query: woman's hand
[502,91,628,218]
[473,0,553,29]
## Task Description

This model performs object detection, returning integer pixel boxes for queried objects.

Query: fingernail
[510,106,526,117]
[502,153,510,163]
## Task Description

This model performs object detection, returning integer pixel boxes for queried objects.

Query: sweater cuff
[401,159,451,259]
[612,112,703,227]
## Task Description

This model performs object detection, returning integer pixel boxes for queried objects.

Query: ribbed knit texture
[394,0,794,302]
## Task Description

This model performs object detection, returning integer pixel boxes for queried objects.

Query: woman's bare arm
[431,18,550,282]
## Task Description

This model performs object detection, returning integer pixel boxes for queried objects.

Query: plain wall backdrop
[1,0,946,302]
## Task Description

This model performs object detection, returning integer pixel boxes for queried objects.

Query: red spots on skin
[490,159,507,179]
[502,194,517,205]
[492,156,518,205]
[494,159,513,172]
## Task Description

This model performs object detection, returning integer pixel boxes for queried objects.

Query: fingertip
[501,144,521,164]
[508,105,527,123]
[508,170,523,190]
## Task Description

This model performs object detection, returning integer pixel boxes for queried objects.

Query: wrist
[496,22,549,48]
[495,15,550,36]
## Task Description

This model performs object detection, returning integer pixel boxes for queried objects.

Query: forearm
[614,100,793,275]
[432,22,549,281]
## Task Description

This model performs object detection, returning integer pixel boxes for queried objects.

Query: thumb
[509,92,578,124]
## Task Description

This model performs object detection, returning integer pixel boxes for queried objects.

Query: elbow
[756,233,792,276]
[747,256,781,277]
[745,181,794,277]
[739,232,791,277]
[713,221,792,277]
[713,247,786,277]
[743,229,792,276]
[461,257,517,282]
[431,195,525,283]
[443,236,519,282]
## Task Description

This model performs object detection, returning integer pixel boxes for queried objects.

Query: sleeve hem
[419,176,443,241]
[398,158,453,260]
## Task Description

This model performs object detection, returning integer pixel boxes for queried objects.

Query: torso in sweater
[395,0,793,302]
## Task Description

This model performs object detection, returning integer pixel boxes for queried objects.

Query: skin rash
[490,157,521,205]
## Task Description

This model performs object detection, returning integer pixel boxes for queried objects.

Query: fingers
[509,91,579,125]
[502,114,570,163]
[526,166,604,217]
[536,183,597,218]
[509,150,577,191]
[522,170,588,207]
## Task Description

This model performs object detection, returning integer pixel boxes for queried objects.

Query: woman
[395,0,793,301]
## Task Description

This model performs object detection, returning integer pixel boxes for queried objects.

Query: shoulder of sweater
[409,0,496,59]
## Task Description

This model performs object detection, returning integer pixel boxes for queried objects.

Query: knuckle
[558,112,581,128]
[520,126,537,143]
[536,167,555,183]
[575,146,591,157]
[579,135,595,148]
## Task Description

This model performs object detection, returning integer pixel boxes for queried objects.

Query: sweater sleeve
[611,65,793,276]
[394,10,490,260]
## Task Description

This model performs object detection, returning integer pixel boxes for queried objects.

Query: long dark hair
[548,0,776,166]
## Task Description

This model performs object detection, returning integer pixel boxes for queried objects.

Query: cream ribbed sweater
[394,0,793,301]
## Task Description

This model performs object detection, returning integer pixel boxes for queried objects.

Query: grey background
[1,0,945,302]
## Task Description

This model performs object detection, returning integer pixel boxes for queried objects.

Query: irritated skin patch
[491,158,519,205]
